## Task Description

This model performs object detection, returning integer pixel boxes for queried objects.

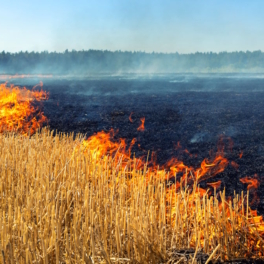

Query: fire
[79,129,229,187]
[78,129,144,169]
[240,175,260,206]
[1,130,264,262]
[196,154,228,182]
[239,151,243,158]
[137,117,145,131]
[1,88,264,260]
[0,83,48,135]
[240,175,260,190]
[129,112,133,122]
[207,180,222,189]
[79,130,264,235]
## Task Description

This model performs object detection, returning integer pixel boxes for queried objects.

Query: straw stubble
[0,129,263,263]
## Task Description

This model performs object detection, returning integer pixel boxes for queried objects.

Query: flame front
[0,83,48,135]
[1,83,264,260]
[77,130,264,258]
[79,129,229,186]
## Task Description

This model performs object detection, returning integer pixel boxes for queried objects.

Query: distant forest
[0,50,264,74]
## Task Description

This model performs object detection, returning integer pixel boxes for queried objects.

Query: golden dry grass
[0,129,264,263]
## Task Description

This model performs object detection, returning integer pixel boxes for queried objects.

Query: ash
[12,73,264,214]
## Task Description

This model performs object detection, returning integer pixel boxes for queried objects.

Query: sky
[0,0,263,53]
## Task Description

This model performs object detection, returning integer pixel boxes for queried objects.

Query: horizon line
[1,49,263,55]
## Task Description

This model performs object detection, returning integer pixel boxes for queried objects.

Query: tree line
[0,50,263,74]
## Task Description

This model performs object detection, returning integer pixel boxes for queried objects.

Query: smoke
[1,50,264,77]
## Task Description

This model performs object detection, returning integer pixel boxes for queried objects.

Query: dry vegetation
[0,129,264,263]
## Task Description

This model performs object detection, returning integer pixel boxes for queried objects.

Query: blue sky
[0,0,263,53]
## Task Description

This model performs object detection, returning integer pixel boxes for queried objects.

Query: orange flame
[197,155,228,182]
[79,130,229,187]
[207,180,222,189]
[240,176,260,206]
[75,127,264,255]
[137,117,145,131]
[129,112,134,123]
[0,83,48,135]
[239,151,243,159]
[1,79,264,257]
[240,176,260,190]
[78,129,144,170]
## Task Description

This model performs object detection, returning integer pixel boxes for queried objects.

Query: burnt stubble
[19,74,264,215]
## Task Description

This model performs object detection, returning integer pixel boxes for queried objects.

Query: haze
[1,0,264,53]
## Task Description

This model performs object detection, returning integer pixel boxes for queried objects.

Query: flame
[240,176,260,190]
[129,112,133,123]
[196,154,228,182]
[137,117,145,131]
[32,81,43,90]
[239,151,243,158]
[0,90,261,259]
[77,129,144,171]
[79,129,229,188]
[207,180,222,189]
[1,80,264,259]
[240,175,260,206]
[0,83,48,135]
[128,138,137,156]
[166,183,264,256]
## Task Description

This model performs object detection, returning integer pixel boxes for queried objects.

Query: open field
[2,75,264,262]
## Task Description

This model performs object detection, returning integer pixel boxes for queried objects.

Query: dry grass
[0,129,264,263]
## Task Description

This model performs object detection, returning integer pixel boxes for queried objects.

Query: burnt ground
[8,74,264,215]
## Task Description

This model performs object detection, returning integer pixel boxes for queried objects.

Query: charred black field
[12,73,264,214]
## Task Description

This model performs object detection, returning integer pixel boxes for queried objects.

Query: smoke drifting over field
[1,50,264,75]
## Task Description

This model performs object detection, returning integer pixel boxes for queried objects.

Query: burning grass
[0,129,264,263]
[0,83,264,263]
[0,83,48,135]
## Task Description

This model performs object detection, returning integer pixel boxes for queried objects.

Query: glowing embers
[0,83,48,135]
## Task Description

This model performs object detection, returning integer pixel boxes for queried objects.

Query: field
[1,74,264,263]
